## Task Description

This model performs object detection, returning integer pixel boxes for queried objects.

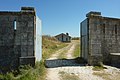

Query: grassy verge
[73,40,80,58]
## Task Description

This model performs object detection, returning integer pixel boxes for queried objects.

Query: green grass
[93,66,104,71]
[73,40,80,58]
[42,43,67,59]
[42,36,68,59]
[92,65,107,71]
[57,40,80,59]
[57,49,68,59]
[0,61,46,80]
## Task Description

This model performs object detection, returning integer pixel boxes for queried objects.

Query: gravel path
[46,41,76,80]
[45,40,120,80]
[65,41,76,59]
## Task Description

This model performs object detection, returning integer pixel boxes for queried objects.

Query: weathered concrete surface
[81,11,120,66]
[110,53,120,67]
[0,7,41,73]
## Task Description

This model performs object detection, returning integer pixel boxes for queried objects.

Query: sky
[0,0,120,37]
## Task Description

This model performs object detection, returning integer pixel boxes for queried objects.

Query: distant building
[0,7,42,73]
[81,11,120,66]
[55,33,71,42]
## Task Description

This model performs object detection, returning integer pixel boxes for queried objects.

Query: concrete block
[19,56,35,66]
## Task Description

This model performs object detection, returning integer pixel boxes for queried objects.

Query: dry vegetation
[93,72,112,80]
[42,35,68,59]
[59,71,79,80]
[93,71,120,80]
[73,40,80,58]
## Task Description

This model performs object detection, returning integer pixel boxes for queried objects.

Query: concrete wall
[0,14,18,72]
[88,16,103,65]
[100,18,120,64]
[0,7,41,73]
[81,12,120,66]
[15,7,35,66]
[81,19,88,61]
[110,53,120,67]
[89,16,120,65]
[35,16,42,61]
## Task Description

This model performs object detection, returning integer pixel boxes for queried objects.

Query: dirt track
[45,40,120,80]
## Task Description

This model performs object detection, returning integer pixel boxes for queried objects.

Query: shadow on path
[45,57,87,68]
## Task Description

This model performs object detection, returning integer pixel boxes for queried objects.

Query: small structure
[55,33,71,42]
[81,11,120,66]
[0,7,42,73]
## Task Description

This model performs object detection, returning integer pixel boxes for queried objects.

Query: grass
[73,40,80,58]
[57,49,68,59]
[58,40,80,59]
[92,62,107,71]
[42,36,68,59]
[59,71,79,80]
[0,61,46,80]
[92,66,104,71]
[92,65,107,71]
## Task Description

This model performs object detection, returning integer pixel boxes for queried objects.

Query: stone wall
[89,16,120,65]
[110,53,120,67]
[81,12,120,66]
[0,7,36,73]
